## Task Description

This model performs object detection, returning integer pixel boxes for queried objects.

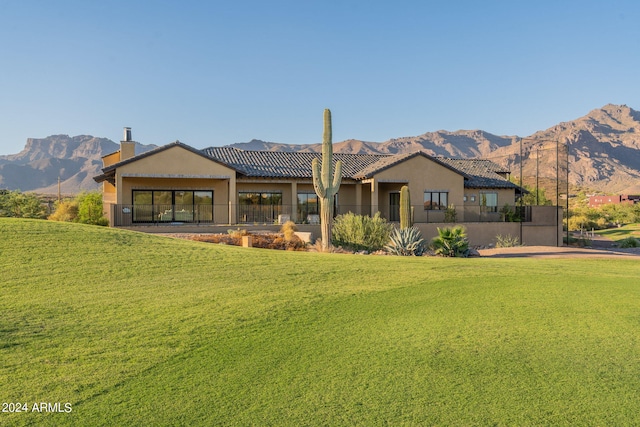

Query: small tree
[76,191,108,225]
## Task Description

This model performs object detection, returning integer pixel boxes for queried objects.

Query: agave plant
[430,226,469,257]
[385,226,426,256]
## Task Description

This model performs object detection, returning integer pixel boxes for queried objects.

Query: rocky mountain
[2,104,639,195]
[231,104,640,194]
[230,130,515,158]
[0,135,155,194]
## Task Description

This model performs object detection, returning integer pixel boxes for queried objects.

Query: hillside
[0,135,155,194]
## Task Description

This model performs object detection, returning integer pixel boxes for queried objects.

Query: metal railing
[109,204,532,226]
[111,204,215,226]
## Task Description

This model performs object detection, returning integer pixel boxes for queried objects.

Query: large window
[238,192,282,223]
[297,192,319,222]
[424,191,448,210]
[132,190,213,222]
[480,192,498,212]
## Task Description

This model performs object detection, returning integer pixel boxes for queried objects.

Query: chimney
[120,127,135,161]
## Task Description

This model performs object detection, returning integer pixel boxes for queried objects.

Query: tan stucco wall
[116,146,234,182]
[463,188,516,221]
[118,177,230,222]
[416,214,562,247]
[233,180,360,221]
[111,146,236,224]
[372,156,465,222]
[102,151,121,167]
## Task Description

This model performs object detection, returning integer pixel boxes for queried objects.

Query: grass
[594,223,640,242]
[1,218,640,426]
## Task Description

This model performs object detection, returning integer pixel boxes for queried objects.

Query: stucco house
[94,129,563,246]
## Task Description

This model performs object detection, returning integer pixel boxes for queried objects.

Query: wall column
[290,181,298,222]
[355,183,362,215]
[228,177,236,224]
[371,178,379,214]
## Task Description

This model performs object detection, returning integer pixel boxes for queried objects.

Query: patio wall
[126,206,563,247]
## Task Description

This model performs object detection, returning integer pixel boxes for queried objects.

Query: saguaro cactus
[399,185,412,229]
[312,109,342,251]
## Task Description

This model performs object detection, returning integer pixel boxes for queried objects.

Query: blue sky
[1,0,639,154]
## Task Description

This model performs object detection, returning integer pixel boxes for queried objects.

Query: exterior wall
[119,177,230,223]
[463,188,516,221]
[336,183,358,215]
[371,156,465,222]
[415,206,562,247]
[109,146,236,225]
[127,207,562,247]
[234,180,360,221]
[102,151,121,168]
[102,181,117,223]
[589,195,640,208]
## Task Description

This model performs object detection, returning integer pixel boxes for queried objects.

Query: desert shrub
[227,228,248,238]
[332,212,393,252]
[385,227,426,256]
[280,220,298,242]
[444,205,457,223]
[619,236,640,248]
[0,190,47,219]
[48,200,79,222]
[193,232,306,251]
[495,234,520,248]
[48,191,108,225]
[430,226,470,257]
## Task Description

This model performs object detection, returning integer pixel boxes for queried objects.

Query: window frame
[480,192,498,213]
[131,189,214,223]
[423,191,448,211]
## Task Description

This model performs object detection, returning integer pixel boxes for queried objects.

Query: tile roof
[96,142,518,191]
[352,151,469,180]
[437,158,519,189]
[203,146,385,179]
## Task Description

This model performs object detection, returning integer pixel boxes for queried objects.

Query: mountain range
[1,104,639,194]
[0,135,156,194]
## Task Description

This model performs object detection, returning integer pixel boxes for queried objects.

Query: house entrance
[389,192,400,222]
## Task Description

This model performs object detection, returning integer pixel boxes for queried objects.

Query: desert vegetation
[48,191,108,226]
[0,189,47,218]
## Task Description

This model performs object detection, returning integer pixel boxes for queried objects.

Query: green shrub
[385,227,426,256]
[76,191,107,225]
[499,204,520,222]
[48,191,108,225]
[332,212,393,252]
[430,226,469,257]
[619,236,639,248]
[495,234,520,248]
[0,190,47,219]
[444,204,457,223]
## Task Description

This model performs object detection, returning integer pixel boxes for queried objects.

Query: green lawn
[2,218,640,426]
[594,223,640,242]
